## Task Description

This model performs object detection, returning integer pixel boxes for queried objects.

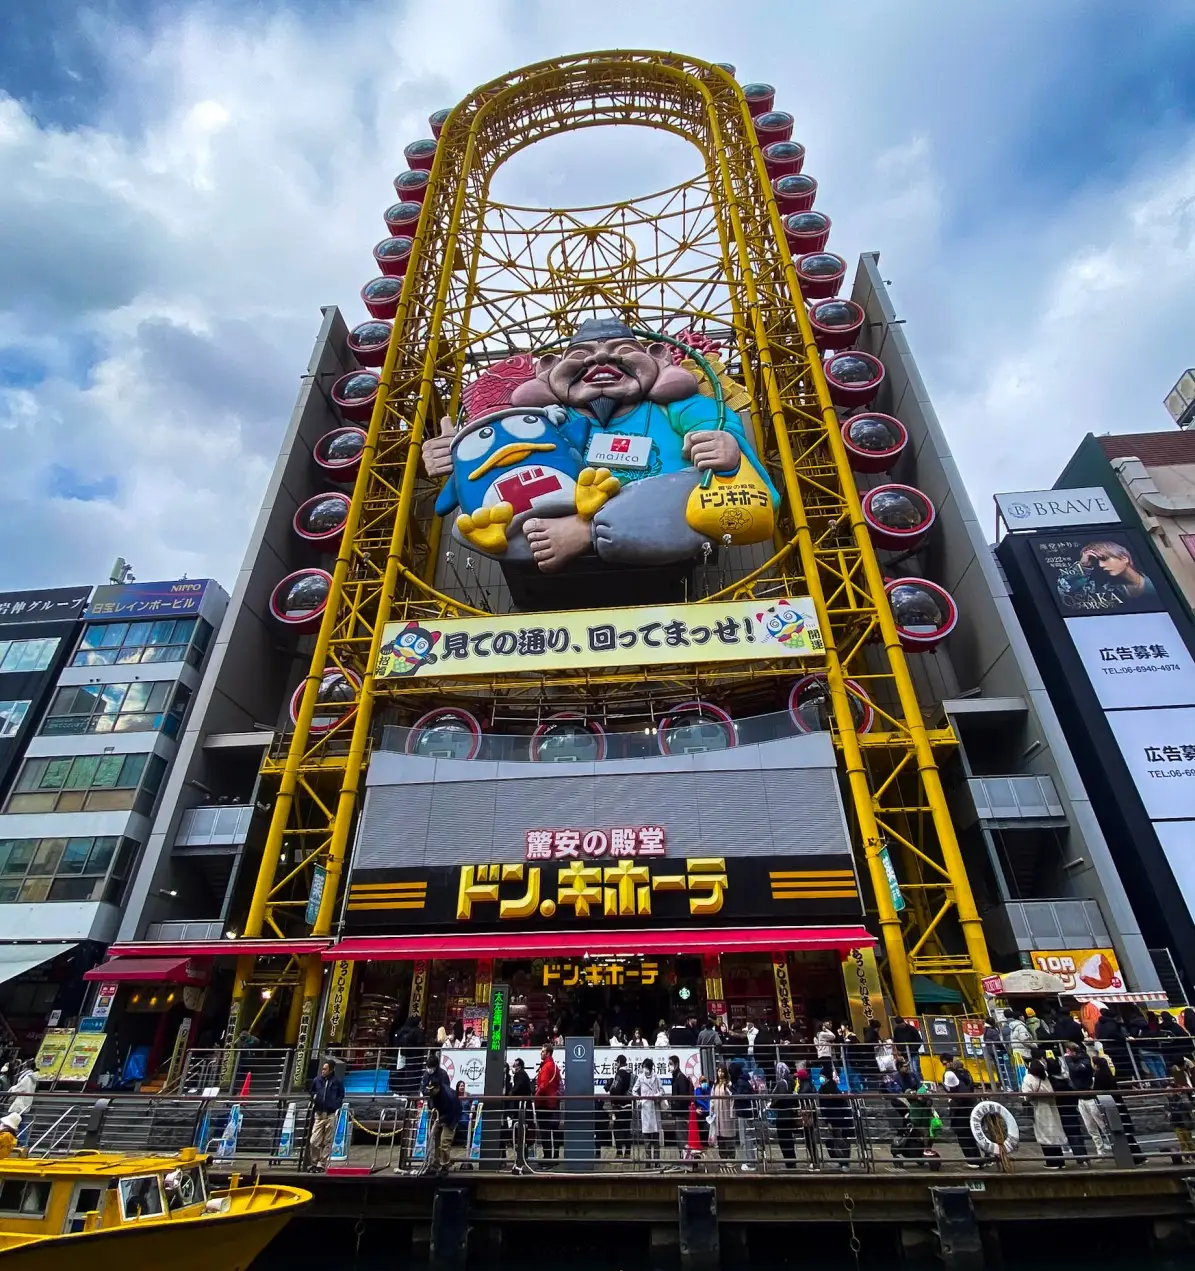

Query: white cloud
[0,0,1192,591]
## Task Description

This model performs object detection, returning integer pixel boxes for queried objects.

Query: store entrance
[503,956,706,1046]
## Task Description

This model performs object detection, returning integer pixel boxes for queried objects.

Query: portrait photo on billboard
[1031,531,1162,617]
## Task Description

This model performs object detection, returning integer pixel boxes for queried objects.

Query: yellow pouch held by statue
[685,459,775,546]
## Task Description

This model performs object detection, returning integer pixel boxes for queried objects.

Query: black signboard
[0,587,90,626]
[343,853,861,935]
[1031,531,1165,617]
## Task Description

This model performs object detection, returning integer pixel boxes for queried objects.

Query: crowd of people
[380,1003,1195,1176]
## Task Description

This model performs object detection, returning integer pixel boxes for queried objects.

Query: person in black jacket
[729,1061,759,1170]
[307,1060,345,1172]
[508,1056,533,1173]
[1045,1055,1088,1165]
[818,1071,852,1170]
[892,1018,923,1084]
[770,1061,798,1169]
[1095,1009,1131,1076]
[1051,1009,1085,1048]
[667,1055,694,1158]
[606,1055,632,1160]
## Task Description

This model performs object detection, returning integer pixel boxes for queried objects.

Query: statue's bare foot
[524,515,592,573]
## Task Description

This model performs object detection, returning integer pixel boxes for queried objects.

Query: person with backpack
[941,1055,985,1169]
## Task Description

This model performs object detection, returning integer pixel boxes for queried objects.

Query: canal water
[251,1215,1192,1269]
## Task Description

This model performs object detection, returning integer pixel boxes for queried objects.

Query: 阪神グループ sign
[377,597,823,681]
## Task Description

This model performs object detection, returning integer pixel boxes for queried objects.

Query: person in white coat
[1022,1059,1067,1168]
[7,1065,36,1120]
[632,1057,664,1161]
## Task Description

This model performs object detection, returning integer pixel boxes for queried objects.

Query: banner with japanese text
[377,597,822,681]
[344,852,860,934]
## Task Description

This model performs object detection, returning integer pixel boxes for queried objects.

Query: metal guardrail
[177,1047,294,1096]
[8,1082,1191,1178]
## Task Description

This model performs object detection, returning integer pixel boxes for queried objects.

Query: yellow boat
[0,1146,310,1270]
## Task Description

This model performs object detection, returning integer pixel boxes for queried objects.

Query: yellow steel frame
[233,51,991,1057]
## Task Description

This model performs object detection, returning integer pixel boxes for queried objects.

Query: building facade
[92,53,1170,1093]
[0,579,226,1077]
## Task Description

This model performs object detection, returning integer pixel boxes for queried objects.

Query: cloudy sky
[1,0,1193,591]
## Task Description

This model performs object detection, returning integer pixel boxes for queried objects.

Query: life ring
[969,1100,1020,1156]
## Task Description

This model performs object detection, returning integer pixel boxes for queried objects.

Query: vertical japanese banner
[771,953,795,1026]
[841,946,889,1038]
[702,955,727,1028]
[474,959,494,1006]
[410,960,429,1024]
[326,960,355,1043]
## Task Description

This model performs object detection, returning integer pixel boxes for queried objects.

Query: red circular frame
[346,320,392,367]
[373,236,414,278]
[290,667,361,735]
[861,484,937,551]
[269,568,333,634]
[313,426,367,481]
[794,252,846,300]
[787,674,875,736]
[657,702,736,756]
[840,413,908,473]
[884,577,959,651]
[361,276,403,319]
[293,491,351,546]
[530,712,608,763]
[393,170,430,203]
[809,299,865,351]
[331,370,380,422]
[823,351,884,408]
[405,708,483,760]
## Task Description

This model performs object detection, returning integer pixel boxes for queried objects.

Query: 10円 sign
[376,597,822,680]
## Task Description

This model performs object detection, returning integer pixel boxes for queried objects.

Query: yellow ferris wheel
[235,50,991,1067]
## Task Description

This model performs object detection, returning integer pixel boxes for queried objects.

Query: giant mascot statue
[421,318,778,575]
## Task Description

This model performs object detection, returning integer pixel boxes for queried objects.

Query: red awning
[84,956,205,984]
[324,925,875,962]
[104,939,332,959]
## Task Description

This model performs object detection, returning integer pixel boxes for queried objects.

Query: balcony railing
[175,804,254,847]
[967,774,1065,821]
[144,919,225,943]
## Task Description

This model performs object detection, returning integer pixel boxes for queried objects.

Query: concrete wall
[849,252,1160,992]
[119,306,355,940]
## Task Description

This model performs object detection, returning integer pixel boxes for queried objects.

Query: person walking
[818,1070,852,1171]
[534,1044,562,1162]
[892,1018,923,1085]
[0,1064,10,1095]
[1045,1055,1088,1166]
[770,1061,798,1169]
[1022,1059,1067,1169]
[508,1056,533,1173]
[814,1021,837,1084]
[667,1055,693,1159]
[606,1054,633,1160]
[981,1016,1012,1090]
[730,1059,759,1171]
[696,1018,720,1049]
[633,1057,664,1162]
[1006,1012,1034,1084]
[1095,1009,1131,1077]
[1064,1041,1109,1156]
[6,1064,36,1121]
[941,1055,984,1169]
[796,1068,821,1169]
[710,1063,737,1168]
[307,1060,345,1173]
[421,1059,462,1174]
[654,1020,671,1047]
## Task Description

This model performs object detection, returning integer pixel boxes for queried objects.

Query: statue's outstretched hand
[422,416,456,478]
